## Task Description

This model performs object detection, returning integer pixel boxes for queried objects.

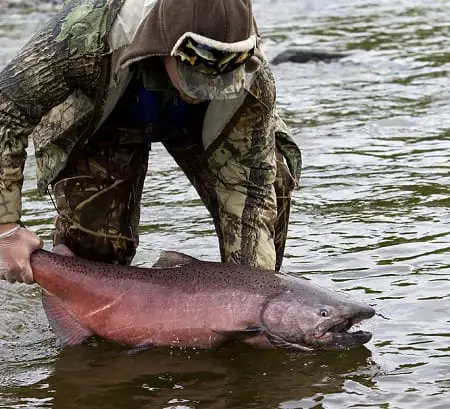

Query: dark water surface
[0,0,449,408]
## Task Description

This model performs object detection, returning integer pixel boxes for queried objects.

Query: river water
[0,0,449,408]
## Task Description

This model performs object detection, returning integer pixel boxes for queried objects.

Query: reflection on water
[0,0,449,408]
[3,343,378,409]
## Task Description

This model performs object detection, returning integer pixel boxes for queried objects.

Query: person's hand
[0,224,42,284]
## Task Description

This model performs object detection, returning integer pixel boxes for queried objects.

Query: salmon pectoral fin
[42,291,93,347]
[214,326,265,341]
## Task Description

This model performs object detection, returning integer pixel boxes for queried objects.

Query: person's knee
[51,175,140,265]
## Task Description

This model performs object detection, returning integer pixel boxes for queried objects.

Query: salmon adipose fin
[214,326,264,341]
[42,291,93,347]
[152,250,199,268]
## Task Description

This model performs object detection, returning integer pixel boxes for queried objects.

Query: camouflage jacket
[0,0,301,224]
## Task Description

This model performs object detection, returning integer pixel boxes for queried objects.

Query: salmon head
[259,275,375,352]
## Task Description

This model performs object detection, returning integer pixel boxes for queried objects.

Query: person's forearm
[209,63,278,269]
[0,90,30,224]
[215,179,277,270]
[0,9,77,224]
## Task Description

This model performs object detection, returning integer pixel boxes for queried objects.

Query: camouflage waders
[164,135,295,271]
[51,142,148,266]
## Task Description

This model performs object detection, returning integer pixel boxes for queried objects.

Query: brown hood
[119,0,254,68]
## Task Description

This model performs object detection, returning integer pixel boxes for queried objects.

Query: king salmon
[31,249,375,352]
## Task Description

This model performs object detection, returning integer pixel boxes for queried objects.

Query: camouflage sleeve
[0,92,34,223]
[208,64,278,270]
[0,10,101,224]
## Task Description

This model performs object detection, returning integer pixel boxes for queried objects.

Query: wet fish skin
[31,249,375,351]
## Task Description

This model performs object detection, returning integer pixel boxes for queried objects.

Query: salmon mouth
[318,317,373,348]
[265,316,373,352]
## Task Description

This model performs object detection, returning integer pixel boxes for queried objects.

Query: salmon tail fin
[152,251,199,268]
[42,291,93,347]
[214,326,264,341]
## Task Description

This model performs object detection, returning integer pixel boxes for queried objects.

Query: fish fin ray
[42,291,93,347]
[152,251,199,268]
[214,326,264,340]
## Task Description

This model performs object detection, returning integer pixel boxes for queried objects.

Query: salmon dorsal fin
[42,291,93,347]
[152,251,199,268]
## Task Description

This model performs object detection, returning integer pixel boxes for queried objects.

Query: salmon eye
[319,309,328,317]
